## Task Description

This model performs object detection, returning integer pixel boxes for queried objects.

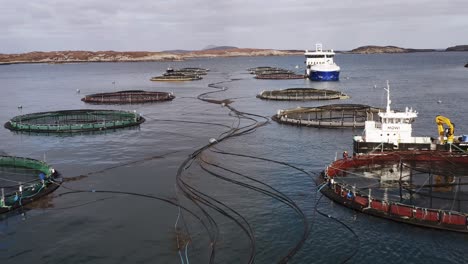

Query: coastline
[0,48,303,65]
[1,45,467,65]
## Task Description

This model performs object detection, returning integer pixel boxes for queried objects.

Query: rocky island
[347,45,436,54]
[446,45,468,51]
[0,47,302,65]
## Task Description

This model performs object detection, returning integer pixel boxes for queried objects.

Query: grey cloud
[0,0,467,52]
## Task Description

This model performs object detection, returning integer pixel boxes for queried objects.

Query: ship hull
[309,70,340,81]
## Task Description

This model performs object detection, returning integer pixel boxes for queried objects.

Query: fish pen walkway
[257,88,349,101]
[0,155,60,214]
[81,90,175,104]
[4,109,145,133]
[273,104,382,128]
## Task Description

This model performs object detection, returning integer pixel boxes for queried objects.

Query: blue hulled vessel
[305,44,340,81]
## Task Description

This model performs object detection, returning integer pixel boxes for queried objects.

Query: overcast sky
[1,0,467,53]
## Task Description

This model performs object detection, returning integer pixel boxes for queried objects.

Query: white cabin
[354,81,432,146]
[305,44,336,66]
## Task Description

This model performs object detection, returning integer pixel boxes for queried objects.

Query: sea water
[0,52,467,263]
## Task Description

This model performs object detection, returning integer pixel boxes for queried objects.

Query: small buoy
[373,84,377,89]
[437,100,442,104]
[76,89,80,93]
[295,65,299,69]
[209,138,217,144]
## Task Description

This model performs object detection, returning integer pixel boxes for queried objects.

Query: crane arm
[435,115,454,143]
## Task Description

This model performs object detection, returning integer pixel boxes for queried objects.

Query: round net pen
[321,151,468,232]
[150,74,202,81]
[248,66,305,79]
[4,109,145,133]
[257,88,349,101]
[255,73,305,80]
[248,66,289,75]
[273,104,382,128]
[0,155,60,214]
[248,66,278,74]
[173,67,209,75]
[81,90,175,104]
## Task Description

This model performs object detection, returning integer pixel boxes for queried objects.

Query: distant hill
[161,49,192,54]
[0,50,184,65]
[203,45,238,51]
[446,45,468,51]
[163,46,239,53]
[281,49,304,53]
[0,48,303,65]
[348,45,436,54]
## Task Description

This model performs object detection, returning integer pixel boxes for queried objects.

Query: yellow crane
[435,115,454,143]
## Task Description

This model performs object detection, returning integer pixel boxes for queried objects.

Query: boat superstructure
[353,81,468,154]
[305,44,340,81]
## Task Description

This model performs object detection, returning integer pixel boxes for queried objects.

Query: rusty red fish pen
[320,151,468,232]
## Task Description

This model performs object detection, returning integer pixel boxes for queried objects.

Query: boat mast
[384,80,391,113]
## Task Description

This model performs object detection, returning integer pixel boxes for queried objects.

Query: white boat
[353,81,468,154]
[304,44,340,81]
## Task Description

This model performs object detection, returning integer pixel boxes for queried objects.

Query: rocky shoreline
[1,45,467,65]
[0,48,302,65]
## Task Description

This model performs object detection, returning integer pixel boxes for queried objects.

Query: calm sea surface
[1,52,468,263]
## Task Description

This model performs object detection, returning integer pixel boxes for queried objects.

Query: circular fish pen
[248,66,282,74]
[273,104,382,128]
[255,73,305,80]
[4,109,145,133]
[0,155,60,214]
[150,74,202,82]
[321,151,468,232]
[81,90,175,104]
[172,67,209,75]
[248,66,304,79]
[257,88,349,101]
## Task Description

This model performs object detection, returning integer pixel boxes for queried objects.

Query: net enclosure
[273,104,382,128]
[81,90,175,104]
[0,155,60,214]
[150,74,202,81]
[321,151,468,232]
[4,109,145,133]
[255,73,305,80]
[150,67,207,82]
[257,88,349,101]
[248,66,305,80]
